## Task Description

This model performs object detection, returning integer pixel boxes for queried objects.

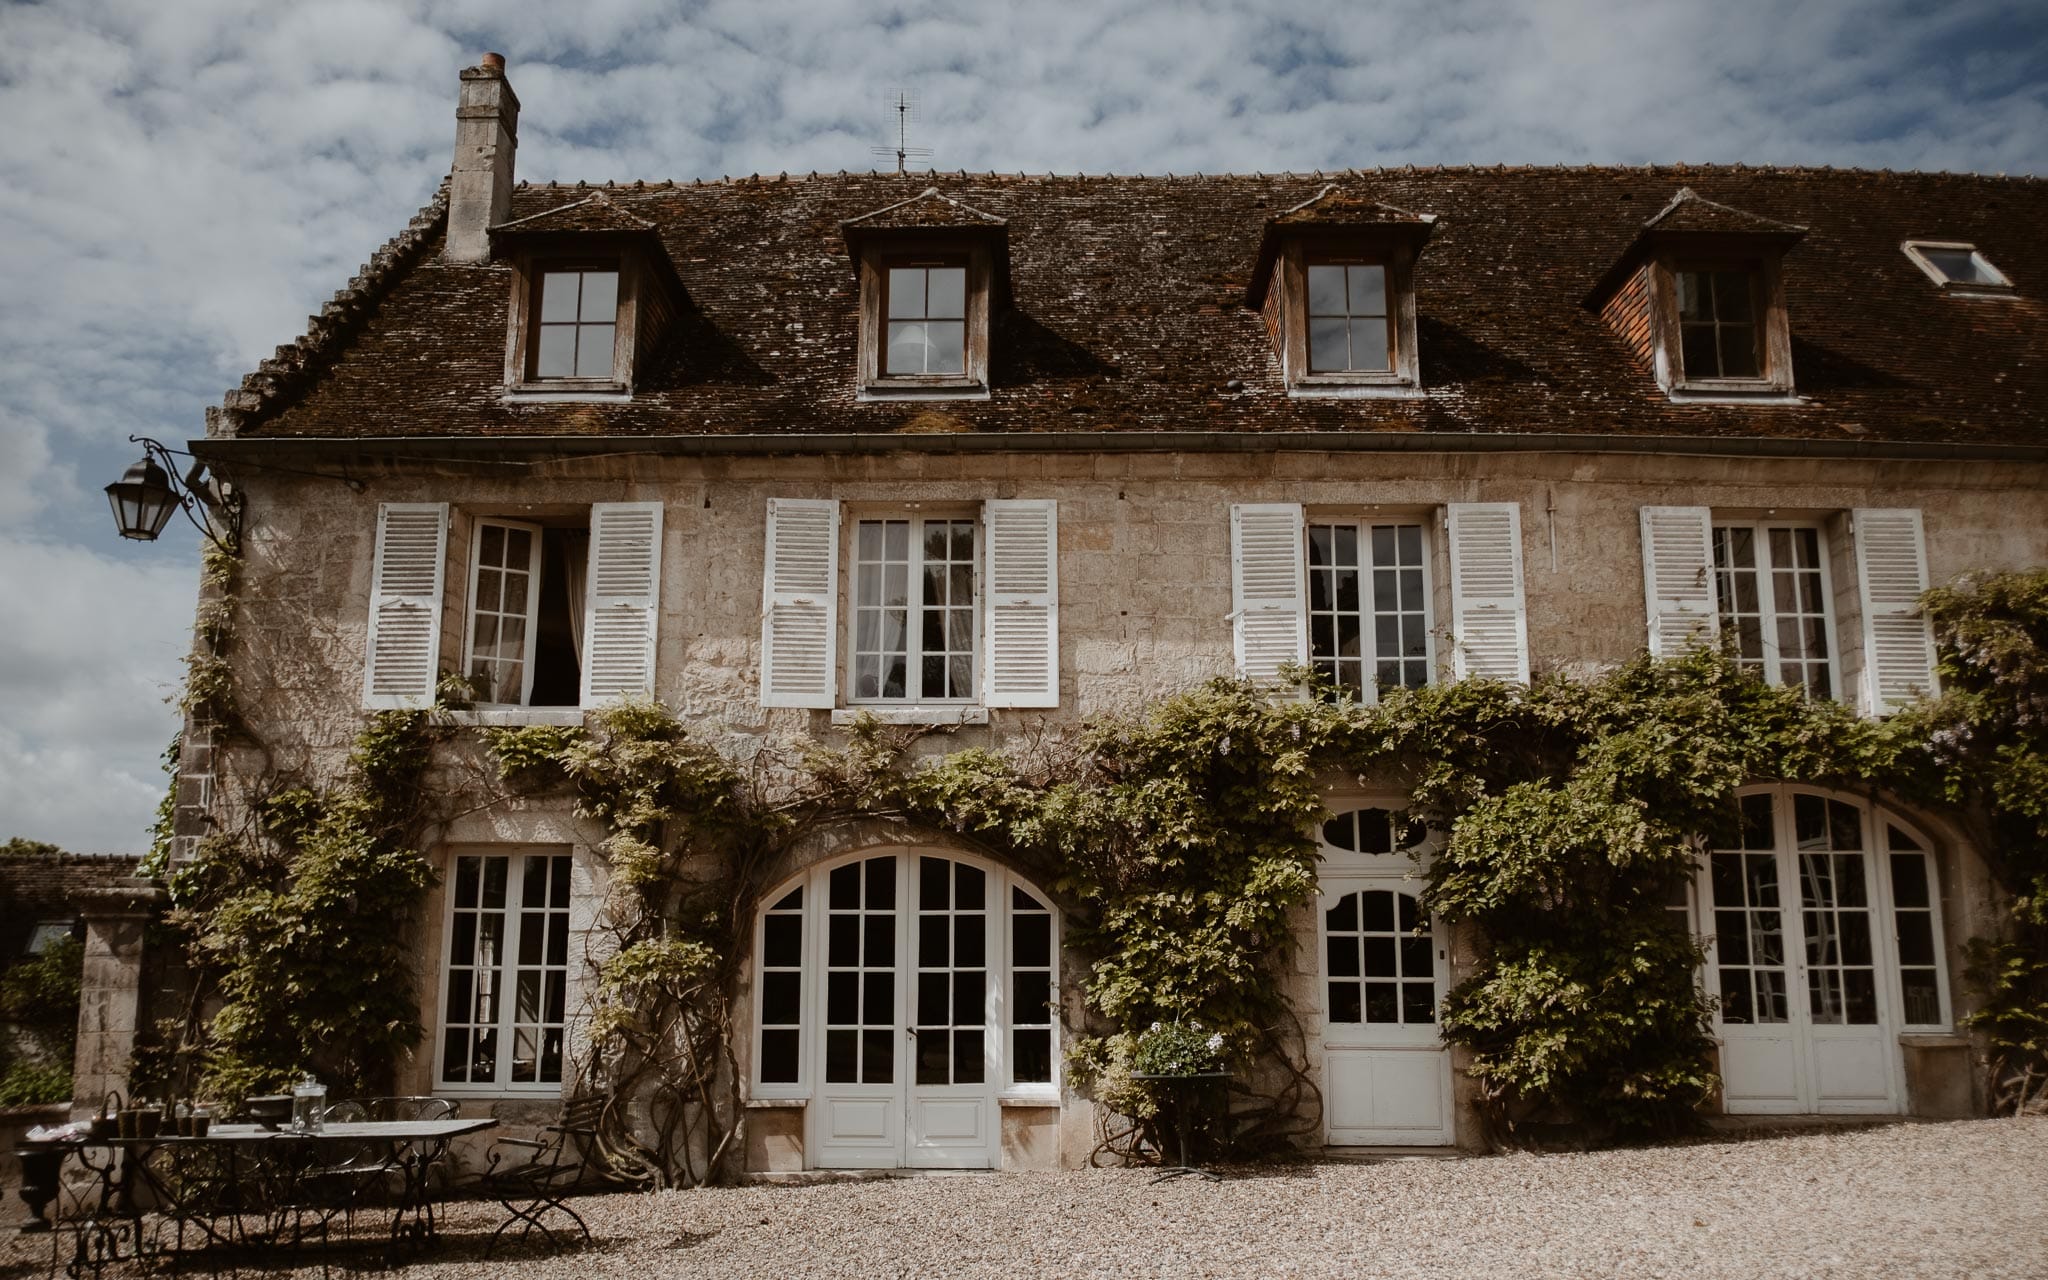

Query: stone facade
[144,55,2048,1170]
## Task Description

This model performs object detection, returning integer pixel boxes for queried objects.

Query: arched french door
[1700,786,1951,1114]
[1316,807,1454,1145]
[751,850,1058,1169]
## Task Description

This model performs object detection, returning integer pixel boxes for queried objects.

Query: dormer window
[531,264,620,379]
[1902,241,2014,295]
[1587,188,1804,402]
[840,189,1007,401]
[488,191,685,399]
[1244,185,1436,398]
[1676,267,1763,380]
[1307,260,1393,374]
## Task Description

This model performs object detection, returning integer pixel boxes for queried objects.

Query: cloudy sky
[2,0,2045,853]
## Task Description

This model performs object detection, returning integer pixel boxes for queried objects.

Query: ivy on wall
[156,564,2048,1164]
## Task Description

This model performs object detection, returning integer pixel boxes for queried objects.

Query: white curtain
[562,531,589,669]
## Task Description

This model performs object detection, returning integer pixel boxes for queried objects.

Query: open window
[1902,240,2015,296]
[362,501,664,715]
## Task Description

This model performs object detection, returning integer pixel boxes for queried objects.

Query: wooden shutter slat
[1231,503,1307,683]
[983,499,1059,708]
[362,502,448,710]
[579,501,663,705]
[760,498,840,709]
[1446,502,1530,683]
[1854,507,1939,714]
[1639,506,1718,657]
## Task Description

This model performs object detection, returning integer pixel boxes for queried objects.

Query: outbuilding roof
[207,165,2048,453]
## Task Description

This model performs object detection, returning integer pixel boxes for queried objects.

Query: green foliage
[1130,1019,1229,1076]
[1,936,84,1032]
[1907,569,2048,1112]
[142,734,181,880]
[173,712,439,1100]
[0,837,64,858]
[0,1061,72,1106]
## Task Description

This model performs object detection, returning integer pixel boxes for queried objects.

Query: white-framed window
[1307,521,1434,698]
[1711,522,1835,699]
[850,516,978,703]
[749,852,1061,1100]
[760,499,1058,713]
[1232,503,1527,693]
[363,501,663,713]
[437,851,573,1093]
[1901,240,2014,295]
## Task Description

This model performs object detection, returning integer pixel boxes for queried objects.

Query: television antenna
[871,89,932,174]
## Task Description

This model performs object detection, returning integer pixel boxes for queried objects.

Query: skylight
[1903,241,2014,293]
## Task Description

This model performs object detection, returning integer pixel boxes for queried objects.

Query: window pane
[1014,1029,1052,1083]
[924,322,966,374]
[1676,273,1705,320]
[539,273,581,322]
[886,321,927,374]
[1348,319,1391,372]
[761,1029,799,1083]
[536,325,576,377]
[1681,324,1720,378]
[1013,914,1050,968]
[887,268,925,319]
[1889,852,1929,908]
[926,267,966,319]
[1307,265,1347,315]
[1347,265,1387,317]
[574,324,616,377]
[578,271,618,321]
[1713,272,1754,323]
[1719,324,1760,378]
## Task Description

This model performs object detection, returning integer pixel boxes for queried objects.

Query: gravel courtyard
[7,1118,2043,1279]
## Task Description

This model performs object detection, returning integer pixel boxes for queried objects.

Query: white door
[811,854,908,1167]
[1707,789,1902,1114]
[1316,808,1454,1146]
[792,852,1055,1169]
[907,856,998,1168]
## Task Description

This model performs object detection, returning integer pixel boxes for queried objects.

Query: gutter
[188,430,2048,466]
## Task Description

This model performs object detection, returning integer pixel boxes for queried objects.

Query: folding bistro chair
[478,1094,608,1254]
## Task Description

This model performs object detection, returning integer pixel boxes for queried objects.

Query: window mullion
[1754,525,1783,681]
[908,518,928,700]
[1357,521,1380,688]
[497,854,526,1089]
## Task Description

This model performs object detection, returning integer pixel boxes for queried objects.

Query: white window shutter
[1639,506,1719,657]
[1230,503,1307,683]
[1854,508,1940,714]
[579,501,664,705]
[983,499,1059,708]
[760,498,840,709]
[1446,502,1530,683]
[362,502,448,710]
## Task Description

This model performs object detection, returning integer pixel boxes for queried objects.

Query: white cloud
[0,538,192,853]
[0,0,2042,851]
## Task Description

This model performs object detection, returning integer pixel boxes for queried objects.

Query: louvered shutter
[760,498,840,709]
[1446,503,1530,683]
[1230,503,1307,683]
[1854,508,1940,714]
[362,502,448,710]
[1639,506,1719,657]
[983,499,1059,708]
[578,501,664,705]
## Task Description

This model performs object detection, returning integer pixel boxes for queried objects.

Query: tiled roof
[211,166,2048,450]
[1641,186,1807,236]
[491,190,658,235]
[841,187,1006,229]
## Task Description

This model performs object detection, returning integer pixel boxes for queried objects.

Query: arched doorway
[1700,786,1951,1113]
[1316,807,1454,1145]
[751,850,1059,1168]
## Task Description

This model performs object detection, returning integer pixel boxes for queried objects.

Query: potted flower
[1129,1020,1231,1173]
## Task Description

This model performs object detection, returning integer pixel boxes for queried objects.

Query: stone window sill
[998,1090,1060,1108]
[744,1097,807,1109]
[831,706,990,726]
[857,381,991,402]
[440,708,587,728]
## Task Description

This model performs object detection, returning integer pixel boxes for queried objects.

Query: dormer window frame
[1276,235,1423,397]
[500,244,654,401]
[1648,251,1795,400]
[856,237,993,401]
[1901,240,2015,297]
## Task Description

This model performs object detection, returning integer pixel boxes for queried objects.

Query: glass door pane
[1795,795,1878,1025]
[823,856,897,1084]
[914,857,987,1085]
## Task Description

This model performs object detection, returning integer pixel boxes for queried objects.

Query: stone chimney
[446,52,519,263]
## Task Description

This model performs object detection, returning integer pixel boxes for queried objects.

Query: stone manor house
[144,54,2046,1168]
